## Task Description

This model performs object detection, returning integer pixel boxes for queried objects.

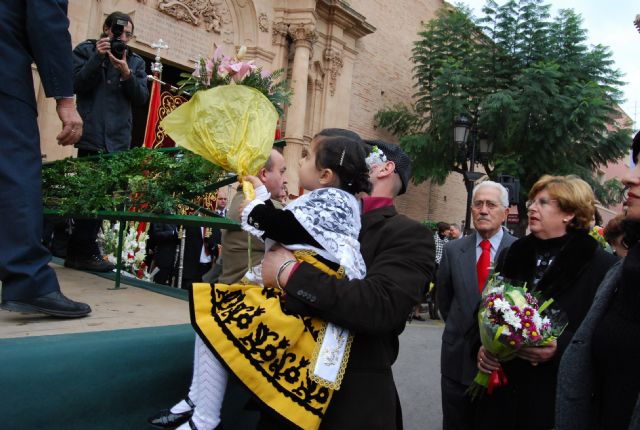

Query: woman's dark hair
[103,11,134,33]
[313,135,371,195]
[437,222,451,234]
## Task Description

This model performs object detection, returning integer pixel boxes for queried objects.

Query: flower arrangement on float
[467,274,567,398]
[98,220,151,280]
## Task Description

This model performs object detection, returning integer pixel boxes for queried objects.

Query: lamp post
[454,115,492,235]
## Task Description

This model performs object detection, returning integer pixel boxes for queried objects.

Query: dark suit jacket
[1,0,74,105]
[148,223,179,269]
[182,226,220,280]
[437,228,516,386]
[282,205,435,429]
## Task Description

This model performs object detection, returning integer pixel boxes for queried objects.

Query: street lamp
[454,115,490,234]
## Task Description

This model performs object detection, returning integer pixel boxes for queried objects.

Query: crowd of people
[1,2,639,430]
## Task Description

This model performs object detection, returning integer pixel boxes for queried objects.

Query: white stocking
[170,336,200,414]
[177,335,228,430]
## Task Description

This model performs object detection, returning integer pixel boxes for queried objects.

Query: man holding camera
[64,11,149,272]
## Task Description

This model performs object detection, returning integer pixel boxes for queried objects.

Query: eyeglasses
[525,198,558,209]
[472,200,501,210]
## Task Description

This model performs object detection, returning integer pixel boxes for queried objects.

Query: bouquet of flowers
[467,274,567,398]
[177,45,291,116]
[161,45,291,201]
[98,220,152,280]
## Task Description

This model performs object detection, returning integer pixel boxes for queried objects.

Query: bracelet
[276,259,297,291]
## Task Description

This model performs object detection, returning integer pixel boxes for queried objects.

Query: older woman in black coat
[556,138,640,430]
[475,175,618,430]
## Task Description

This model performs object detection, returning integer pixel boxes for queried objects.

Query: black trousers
[0,93,61,300]
[441,375,475,430]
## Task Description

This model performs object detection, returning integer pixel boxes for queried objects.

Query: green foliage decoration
[42,148,225,216]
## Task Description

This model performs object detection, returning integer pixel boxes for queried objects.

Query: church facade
[36,0,470,225]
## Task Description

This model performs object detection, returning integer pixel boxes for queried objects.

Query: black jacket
[282,205,435,429]
[475,230,618,430]
[72,40,149,152]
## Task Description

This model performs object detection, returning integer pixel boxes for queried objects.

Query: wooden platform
[0,262,190,338]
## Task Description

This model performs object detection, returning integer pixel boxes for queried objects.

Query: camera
[109,18,129,58]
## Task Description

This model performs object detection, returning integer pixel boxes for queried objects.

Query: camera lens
[110,39,127,58]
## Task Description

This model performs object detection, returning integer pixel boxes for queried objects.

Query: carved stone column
[323,47,344,96]
[284,22,316,193]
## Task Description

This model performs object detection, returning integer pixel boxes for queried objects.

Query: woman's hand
[477,346,501,374]
[516,341,557,366]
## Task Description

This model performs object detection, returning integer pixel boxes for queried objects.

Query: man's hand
[95,37,111,57]
[262,246,296,288]
[55,98,82,146]
[108,49,131,80]
[516,341,557,366]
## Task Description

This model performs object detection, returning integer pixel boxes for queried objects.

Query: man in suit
[0,0,91,317]
[179,225,221,289]
[437,180,516,430]
[147,223,179,286]
[260,139,435,429]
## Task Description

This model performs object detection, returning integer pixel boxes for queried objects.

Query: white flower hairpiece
[365,146,388,169]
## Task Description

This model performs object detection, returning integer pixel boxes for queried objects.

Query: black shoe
[148,398,195,429]
[65,255,115,272]
[186,419,224,430]
[413,314,427,321]
[1,291,91,318]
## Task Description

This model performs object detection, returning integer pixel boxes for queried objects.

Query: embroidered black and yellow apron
[190,251,352,430]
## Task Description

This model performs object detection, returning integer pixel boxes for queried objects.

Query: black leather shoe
[148,398,195,429]
[185,419,224,430]
[65,255,115,272]
[1,291,91,318]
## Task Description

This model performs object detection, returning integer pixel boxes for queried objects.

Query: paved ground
[395,317,444,430]
[1,264,445,428]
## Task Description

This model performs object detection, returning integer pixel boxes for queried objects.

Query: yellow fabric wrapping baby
[160,85,278,199]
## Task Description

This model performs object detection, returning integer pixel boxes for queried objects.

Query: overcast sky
[459,0,639,130]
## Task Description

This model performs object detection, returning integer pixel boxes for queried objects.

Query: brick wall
[346,0,468,222]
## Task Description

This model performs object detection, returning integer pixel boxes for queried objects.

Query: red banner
[143,78,162,148]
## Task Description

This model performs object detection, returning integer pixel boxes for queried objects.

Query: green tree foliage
[375,0,631,205]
